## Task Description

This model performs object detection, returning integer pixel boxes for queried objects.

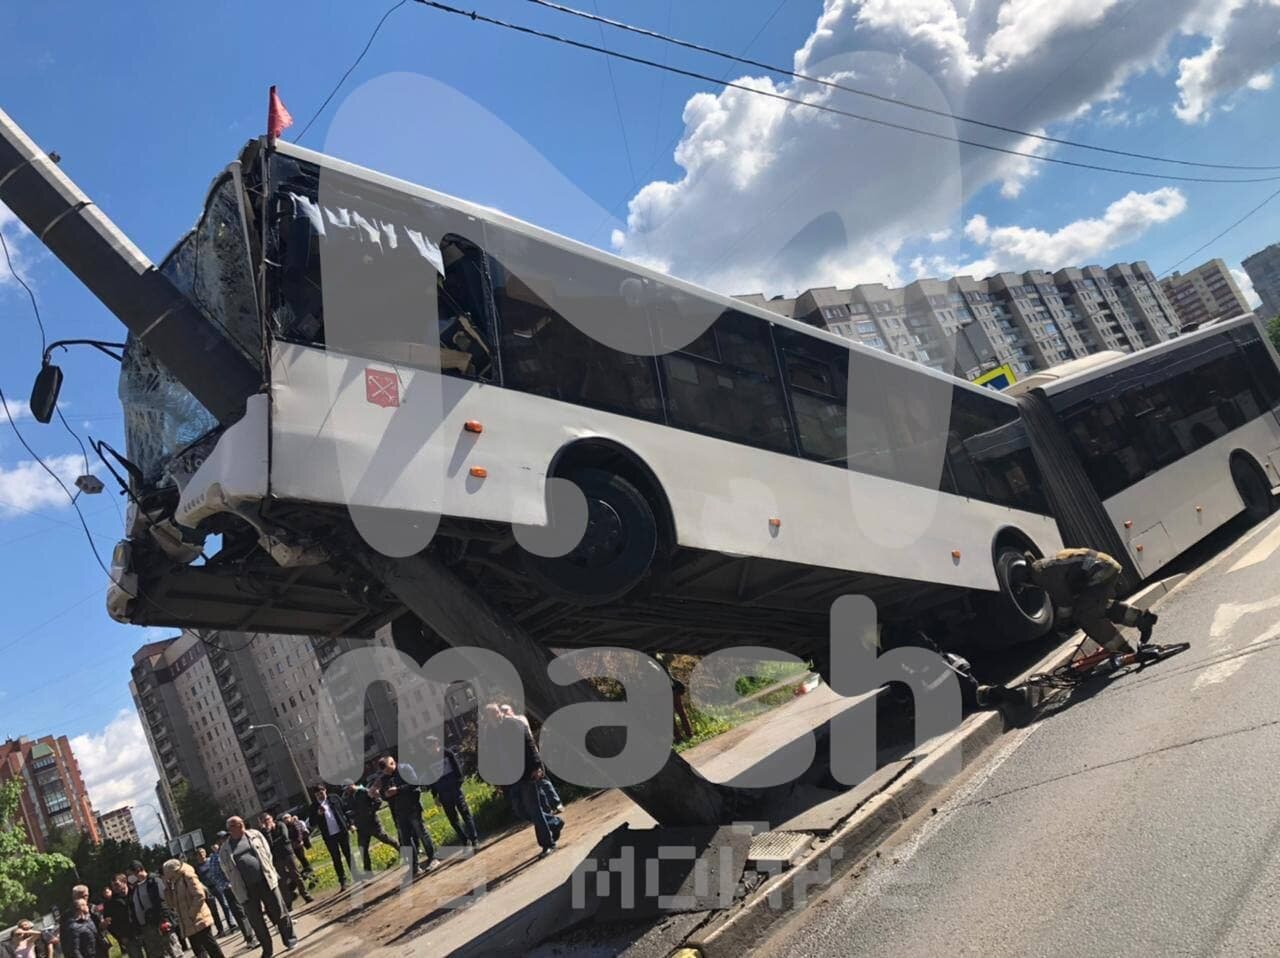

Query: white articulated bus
[1014,315,1280,581]
[104,139,1066,663]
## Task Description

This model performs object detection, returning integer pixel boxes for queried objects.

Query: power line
[1159,185,1280,278]
[408,1,1280,185]
[294,0,410,144]
[592,0,637,190]
[1,229,47,353]
[521,0,1280,173]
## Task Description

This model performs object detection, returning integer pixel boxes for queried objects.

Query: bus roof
[1026,314,1263,397]
[259,137,1014,407]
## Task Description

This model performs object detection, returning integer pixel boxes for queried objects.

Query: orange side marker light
[464,420,484,434]
[469,466,488,479]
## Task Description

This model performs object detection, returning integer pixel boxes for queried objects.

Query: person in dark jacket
[257,813,313,909]
[194,847,253,946]
[127,862,181,958]
[424,737,479,848]
[59,900,100,958]
[375,755,438,876]
[282,815,315,880]
[485,704,562,856]
[307,784,355,890]
[341,779,398,873]
[101,874,144,958]
[1024,548,1158,653]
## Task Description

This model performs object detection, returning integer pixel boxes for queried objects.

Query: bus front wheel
[1231,455,1275,523]
[981,545,1054,647]
[520,467,659,606]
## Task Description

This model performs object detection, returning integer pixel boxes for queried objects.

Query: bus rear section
[1027,316,1280,580]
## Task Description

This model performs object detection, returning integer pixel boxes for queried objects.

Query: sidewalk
[210,679,851,957]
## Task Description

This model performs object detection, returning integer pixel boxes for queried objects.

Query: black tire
[1231,455,1275,523]
[520,467,658,606]
[980,545,1055,648]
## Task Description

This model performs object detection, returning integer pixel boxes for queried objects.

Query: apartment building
[0,735,100,851]
[132,626,412,824]
[739,260,1181,379]
[1159,259,1251,329]
[1242,243,1280,321]
[97,805,140,845]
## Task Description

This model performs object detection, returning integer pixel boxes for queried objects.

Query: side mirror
[29,363,63,424]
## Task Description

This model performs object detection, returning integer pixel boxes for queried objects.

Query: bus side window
[1233,329,1280,411]
[659,310,793,453]
[948,389,1047,512]
[488,244,663,421]
[774,330,848,466]
[1062,399,1150,499]
[882,371,954,493]
[843,349,899,480]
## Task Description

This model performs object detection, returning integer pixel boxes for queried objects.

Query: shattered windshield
[120,171,259,487]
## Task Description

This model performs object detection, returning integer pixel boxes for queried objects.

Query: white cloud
[1,397,31,422]
[1175,0,1280,122]
[0,454,82,517]
[1232,267,1263,308]
[960,187,1188,274]
[71,708,165,845]
[610,0,1261,297]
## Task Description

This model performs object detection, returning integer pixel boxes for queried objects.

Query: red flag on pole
[267,86,294,143]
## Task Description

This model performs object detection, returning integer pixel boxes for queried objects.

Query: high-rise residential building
[131,627,405,823]
[738,261,1181,379]
[1242,243,1280,321]
[1159,258,1252,329]
[96,806,141,845]
[0,735,100,851]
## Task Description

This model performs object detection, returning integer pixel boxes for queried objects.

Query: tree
[1268,315,1280,354]
[171,780,225,844]
[0,778,73,923]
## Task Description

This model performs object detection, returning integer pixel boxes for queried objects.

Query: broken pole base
[357,547,740,827]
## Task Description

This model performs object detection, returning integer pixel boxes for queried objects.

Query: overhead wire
[293,0,411,143]
[521,0,1280,173]
[409,1,1280,185]
[591,0,638,190]
[1159,185,1280,278]
[0,230,47,353]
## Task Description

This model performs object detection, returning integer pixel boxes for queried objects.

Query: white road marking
[1209,593,1280,638]
[1227,521,1280,574]
[1193,622,1280,691]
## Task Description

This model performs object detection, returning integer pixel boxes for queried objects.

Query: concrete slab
[771,759,913,833]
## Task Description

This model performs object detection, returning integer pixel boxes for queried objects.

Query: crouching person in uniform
[1025,548,1157,653]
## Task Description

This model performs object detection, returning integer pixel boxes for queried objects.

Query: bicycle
[1027,640,1191,689]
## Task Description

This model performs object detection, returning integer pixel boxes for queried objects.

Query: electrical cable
[591,0,637,191]
[522,0,1280,173]
[410,0,1280,185]
[0,229,47,353]
[1159,185,1280,278]
[294,0,411,144]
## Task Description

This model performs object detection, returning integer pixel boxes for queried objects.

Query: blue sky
[2,0,1279,841]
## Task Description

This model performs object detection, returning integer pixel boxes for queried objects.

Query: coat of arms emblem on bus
[365,367,400,408]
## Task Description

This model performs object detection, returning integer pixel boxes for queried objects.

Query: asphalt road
[760,509,1280,958]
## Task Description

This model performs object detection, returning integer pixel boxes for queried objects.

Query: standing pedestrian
[217,816,297,958]
[258,813,313,909]
[500,704,563,814]
[160,860,224,958]
[101,874,145,958]
[375,755,438,877]
[58,890,101,958]
[486,704,562,856]
[342,779,397,874]
[127,862,181,958]
[307,784,355,891]
[283,815,315,880]
[194,847,250,945]
[424,736,479,848]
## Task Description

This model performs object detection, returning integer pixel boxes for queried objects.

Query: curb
[681,573,1188,957]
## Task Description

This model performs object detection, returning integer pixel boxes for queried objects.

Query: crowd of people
[6,702,573,958]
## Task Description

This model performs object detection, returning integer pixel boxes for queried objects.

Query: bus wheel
[520,467,659,606]
[1231,455,1275,523]
[984,545,1054,646]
